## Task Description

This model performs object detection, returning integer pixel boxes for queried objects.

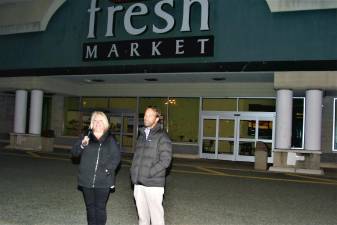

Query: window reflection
[291,98,304,148]
[168,98,199,143]
[334,98,337,151]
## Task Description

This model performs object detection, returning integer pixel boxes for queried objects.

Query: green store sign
[83,0,213,61]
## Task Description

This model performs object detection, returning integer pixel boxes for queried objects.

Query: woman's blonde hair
[89,111,110,132]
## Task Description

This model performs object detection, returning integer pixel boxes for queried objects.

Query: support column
[14,90,28,133]
[304,89,323,151]
[29,90,44,135]
[275,89,293,149]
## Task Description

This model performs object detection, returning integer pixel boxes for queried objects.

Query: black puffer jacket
[71,132,120,188]
[130,124,172,187]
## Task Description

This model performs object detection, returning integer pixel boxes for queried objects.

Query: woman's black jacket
[71,132,121,188]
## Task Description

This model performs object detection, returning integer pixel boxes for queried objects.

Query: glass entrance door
[110,112,137,152]
[236,113,274,162]
[200,112,274,162]
[217,115,236,160]
[201,116,217,159]
[201,113,236,160]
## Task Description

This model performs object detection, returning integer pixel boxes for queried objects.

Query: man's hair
[146,106,161,118]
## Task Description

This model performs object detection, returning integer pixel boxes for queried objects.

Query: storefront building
[0,0,336,174]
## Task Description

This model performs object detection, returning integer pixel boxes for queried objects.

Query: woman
[71,111,121,225]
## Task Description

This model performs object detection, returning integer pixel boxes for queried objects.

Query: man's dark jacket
[130,124,172,187]
[71,132,121,188]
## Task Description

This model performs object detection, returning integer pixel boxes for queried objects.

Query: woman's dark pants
[82,187,110,225]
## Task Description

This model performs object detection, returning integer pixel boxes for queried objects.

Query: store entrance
[200,111,275,162]
[109,111,137,152]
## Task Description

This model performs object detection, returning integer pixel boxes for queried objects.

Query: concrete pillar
[29,90,44,135]
[14,90,28,133]
[304,89,323,151]
[275,89,293,149]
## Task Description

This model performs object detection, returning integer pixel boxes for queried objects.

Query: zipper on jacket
[92,143,102,188]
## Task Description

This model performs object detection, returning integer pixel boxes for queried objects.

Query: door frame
[109,110,138,153]
[200,111,275,162]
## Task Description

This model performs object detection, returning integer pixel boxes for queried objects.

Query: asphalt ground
[0,148,337,225]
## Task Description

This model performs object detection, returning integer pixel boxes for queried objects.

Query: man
[130,106,172,225]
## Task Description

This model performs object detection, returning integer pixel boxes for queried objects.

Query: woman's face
[92,115,105,133]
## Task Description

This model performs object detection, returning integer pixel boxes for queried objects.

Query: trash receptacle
[255,141,268,170]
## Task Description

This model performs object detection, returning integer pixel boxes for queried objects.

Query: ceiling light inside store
[165,98,176,105]
[212,77,226,81]
[84,79,105,83]
[144,78,158,82]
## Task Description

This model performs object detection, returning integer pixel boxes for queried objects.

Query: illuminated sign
[83,0,212,61]
[83,36,213,61]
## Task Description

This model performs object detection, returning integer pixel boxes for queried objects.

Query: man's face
[144,108,159,128]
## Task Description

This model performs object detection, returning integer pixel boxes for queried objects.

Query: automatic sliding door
[110,113,136,152]
[121,116,135,152]
[218,117,235,160]
[236,114,274,162]
[257,118,274,162]
[201,112,274,162]
[237,119,256,161]
[110,115,122,145]
[201,117,217,159]
[201,114,236,160]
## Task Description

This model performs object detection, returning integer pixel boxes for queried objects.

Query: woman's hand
[81,136,90,148]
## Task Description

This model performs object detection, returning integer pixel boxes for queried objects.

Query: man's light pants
[134,184,165,225]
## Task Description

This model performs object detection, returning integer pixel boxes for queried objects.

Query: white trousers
[134,185,165,225]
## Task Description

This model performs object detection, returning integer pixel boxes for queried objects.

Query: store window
[168,98,199,143]
[41,96,52,136]
[333,98,337,151]
[109,97,137,111]
[109,97,137,151]
[82,97,108,110]
[238,98,275,112]
[202,98,237,111]
[291,98,304,149]
[64,97,81,136]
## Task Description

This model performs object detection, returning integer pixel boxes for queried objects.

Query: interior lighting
[212,77,226,81]
[144,78,158,82]
[165,98,176,105]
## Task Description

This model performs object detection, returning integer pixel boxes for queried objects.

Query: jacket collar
[141,123,161,135]
[90,131,109,143]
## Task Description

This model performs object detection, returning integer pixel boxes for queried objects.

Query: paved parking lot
[1,149,337,225]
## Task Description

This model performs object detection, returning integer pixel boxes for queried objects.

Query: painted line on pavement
[2,151,337,186]
[195,166,228,176]
[172,168,337,186]
[173,162,258,173]
[26,152,41,158]
[285,173,337,184]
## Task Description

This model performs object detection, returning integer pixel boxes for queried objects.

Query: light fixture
[212,77,226,81]
[144,78,158,82]
[84,78,105,83]
[165,98,176,105]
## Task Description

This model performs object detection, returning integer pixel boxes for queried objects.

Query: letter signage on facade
[83,36,213,61]
[83,0,213,61]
